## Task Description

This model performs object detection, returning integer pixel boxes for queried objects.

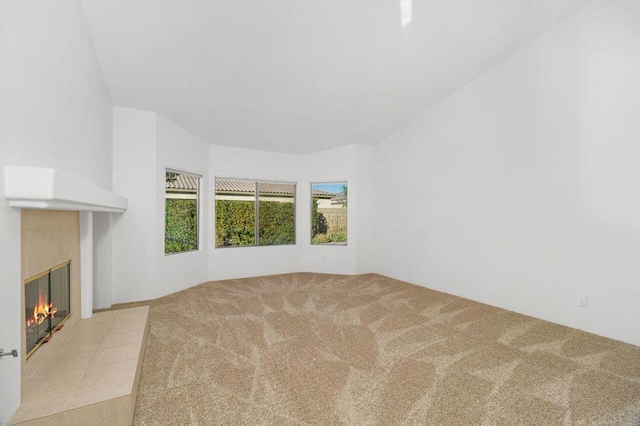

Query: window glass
[216,178,296,247]
[311,182,347,245]
[215,178,255,247]
[165,170,200,254]
[258,182,296,246]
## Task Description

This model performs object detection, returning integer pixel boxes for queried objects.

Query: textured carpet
[132,273,640,425]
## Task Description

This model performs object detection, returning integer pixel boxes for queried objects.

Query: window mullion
[254,181,259,246]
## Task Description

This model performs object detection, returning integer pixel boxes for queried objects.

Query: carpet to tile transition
[132,273,640,425]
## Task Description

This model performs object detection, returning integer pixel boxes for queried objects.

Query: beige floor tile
[63,397,132,426]
[66,380,132,410]
[14,295,148,425]
[76,359,138,391]
[99,328,145,349]
[22,368,85,403]
[60,330,107,347]
[112,314,147,327]
[113,307,148,322]
[11,414,65,426]
[48,338,100,356]
[39,350,94,373]
[87,312,117,322]
[108,317,146,334]
[23,348,49,381]
[10,394,71,423]
[70,320,112,335]
[90,342,142,367]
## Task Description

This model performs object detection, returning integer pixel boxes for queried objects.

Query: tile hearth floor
[9,306,149,426]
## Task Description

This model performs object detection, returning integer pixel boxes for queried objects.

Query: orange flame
[27,290,57,328]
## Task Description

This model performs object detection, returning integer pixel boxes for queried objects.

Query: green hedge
[215,200,255,246]
[165,199,198,254]
[216,200,294,247]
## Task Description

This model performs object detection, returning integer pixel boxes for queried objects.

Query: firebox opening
[25,261,71,358]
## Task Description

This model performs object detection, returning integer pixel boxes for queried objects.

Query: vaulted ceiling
[81,0,592,154]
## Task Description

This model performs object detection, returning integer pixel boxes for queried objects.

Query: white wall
[0,1,112,422]
[303,146,356,275]
[112,107,157,303]
[207,143,375,281]
[93,213,112,309]
[354,145,375,274]
[375,0,640,346]
[155,115,209,297]
[302,145,375,275]
[112,111,373,299]
[209,145,304,280]
[111,109,211,302]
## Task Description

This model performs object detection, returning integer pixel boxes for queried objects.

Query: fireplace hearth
[24,262,71,358]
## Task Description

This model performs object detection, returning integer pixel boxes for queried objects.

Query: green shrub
[215,200,255,246]
[328,232,346,242]
[216,199,294,246]
[165,199,198,254]
[258,200,295,245]
[312,233,330,244]
[312,231,347,245]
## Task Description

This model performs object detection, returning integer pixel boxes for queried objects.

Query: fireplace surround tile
[21,210,82,383]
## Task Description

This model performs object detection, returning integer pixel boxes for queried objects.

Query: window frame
[215,177,297,248]
[164,168,202,255]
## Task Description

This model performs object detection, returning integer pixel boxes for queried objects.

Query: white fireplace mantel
[4,166,127,212]
[7,166,127,320]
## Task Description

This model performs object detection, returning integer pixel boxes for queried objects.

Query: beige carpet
[131,273,640,425]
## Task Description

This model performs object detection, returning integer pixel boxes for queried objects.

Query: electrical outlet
[578,296,588,308]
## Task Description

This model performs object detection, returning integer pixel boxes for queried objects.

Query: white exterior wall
[374,0,640,346]
[0,1,112,422]
[216,194,295,203]
[315,198,334,209]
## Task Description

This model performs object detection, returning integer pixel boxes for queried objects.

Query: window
[311,182,347,245]
[165,169,200,254]
[215,178,296,247]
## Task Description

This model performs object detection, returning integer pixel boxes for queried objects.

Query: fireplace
[24,261,71,358]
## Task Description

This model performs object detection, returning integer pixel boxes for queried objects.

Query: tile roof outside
[166,173,198,190]
[166,176,336,197]
[215,179,335,197]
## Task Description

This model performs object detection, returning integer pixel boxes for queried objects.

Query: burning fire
[26,291,57,328]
